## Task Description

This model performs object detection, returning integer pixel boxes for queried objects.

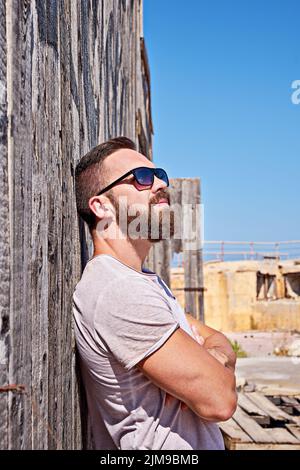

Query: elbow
[194,390,238,423]
[215,370,238,422]
[215,393,238,422]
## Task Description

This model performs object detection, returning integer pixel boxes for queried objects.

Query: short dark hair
[75,136,136,229]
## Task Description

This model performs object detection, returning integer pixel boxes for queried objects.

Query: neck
[92,237,152,273]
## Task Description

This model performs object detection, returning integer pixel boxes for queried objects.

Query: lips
[155,198,169,205]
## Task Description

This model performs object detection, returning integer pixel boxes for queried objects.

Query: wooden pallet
[219,392,300,450]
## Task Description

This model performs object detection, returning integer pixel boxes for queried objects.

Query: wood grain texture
[264,427,300,445]
[245,392,300,425]
[218,418,253,443]
[232,405,276,444]
[221,393,300,450]
[0,0,9,451]
[286,424,300,441]
[238,392,268,417]
[0,0,152,449]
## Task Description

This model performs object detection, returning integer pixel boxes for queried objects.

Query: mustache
[150,190,170,206]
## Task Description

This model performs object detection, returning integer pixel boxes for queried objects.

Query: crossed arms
[185,313,237,372]
[136,313,237,422]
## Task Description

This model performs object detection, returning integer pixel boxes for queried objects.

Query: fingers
[206,347,228,366]
[191,325,205,345]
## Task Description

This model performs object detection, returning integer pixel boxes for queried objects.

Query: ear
[88,196,111,221]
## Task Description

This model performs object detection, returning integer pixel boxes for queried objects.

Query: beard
[107,190,175,242]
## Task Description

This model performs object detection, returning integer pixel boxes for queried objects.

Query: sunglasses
[96,166,169,196]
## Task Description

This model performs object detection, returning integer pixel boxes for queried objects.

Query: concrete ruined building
[172,258,300,332]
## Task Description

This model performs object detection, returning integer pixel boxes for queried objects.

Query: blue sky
[143,0,300,242]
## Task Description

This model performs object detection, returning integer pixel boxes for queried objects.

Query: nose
[151,174,168,193]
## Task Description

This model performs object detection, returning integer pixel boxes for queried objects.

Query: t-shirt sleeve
[93,276,180,371]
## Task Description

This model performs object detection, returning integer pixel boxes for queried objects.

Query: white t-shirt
[72,254,225,450]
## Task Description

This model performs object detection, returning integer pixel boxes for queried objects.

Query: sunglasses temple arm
[96,169,134,196]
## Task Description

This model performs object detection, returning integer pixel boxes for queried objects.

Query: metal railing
[172,241,300,266]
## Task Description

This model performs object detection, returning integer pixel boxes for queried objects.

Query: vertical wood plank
[0,0,9,450]
[31,1,52,449]
[69,0,84,451]
[170,178,183,255]
[44,0,63,449]
[6,0,34,449]
[153,240,171,287]
[182,179,203,319]
[59,0,76,449]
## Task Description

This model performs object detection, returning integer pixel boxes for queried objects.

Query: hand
[191,325,236,371]
[191,325,205,346]
[203,332,236,371]
[205,347,229,367]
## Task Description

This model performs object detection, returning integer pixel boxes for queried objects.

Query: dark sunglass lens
[155,169,169,186]
[134,168,154,186]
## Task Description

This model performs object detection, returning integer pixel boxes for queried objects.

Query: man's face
[97,149,174,241]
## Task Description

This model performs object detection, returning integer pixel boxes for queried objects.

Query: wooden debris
[232,406,276,443]
[281,395,300,414]
[218,418,253,443]
[251,415,271,426]
[238,392,268,416]
[220,392,300,450]
[264,428,300,444]
[286,424,300,441]
[245,392,300,425]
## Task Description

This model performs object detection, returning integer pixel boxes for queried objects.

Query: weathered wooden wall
[0,0,152,449]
